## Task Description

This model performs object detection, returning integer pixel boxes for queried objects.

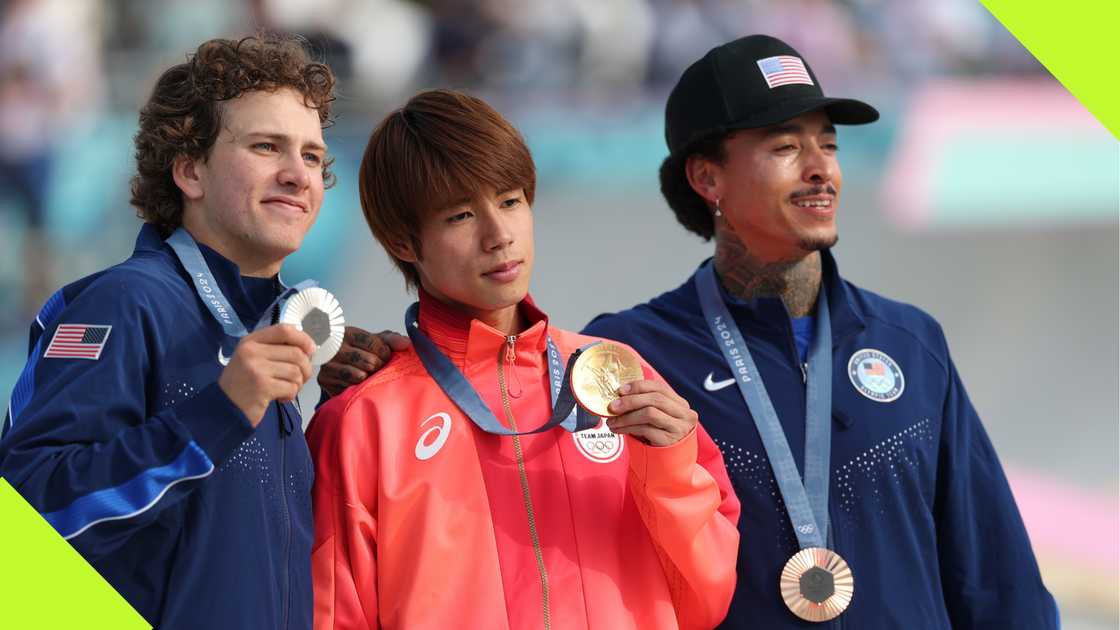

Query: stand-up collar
[698,249,865,343]
[137,223,278,326]
[417,288,550,370]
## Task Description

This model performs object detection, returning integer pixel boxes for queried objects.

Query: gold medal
[279,287,345,366]
[780,547,854,622]
[570,343,644,417]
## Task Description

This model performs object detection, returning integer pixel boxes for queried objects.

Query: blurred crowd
[0,0,1047,319]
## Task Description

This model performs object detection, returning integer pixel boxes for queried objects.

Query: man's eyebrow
[243,131,327,153]
[763,123,803,137]
[763,122,837,137]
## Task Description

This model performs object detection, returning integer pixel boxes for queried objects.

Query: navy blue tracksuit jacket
[584,251,1058,629]
[1,224,313,629]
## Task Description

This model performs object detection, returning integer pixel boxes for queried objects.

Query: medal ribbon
[166,228,315,335]
[405,302,599,436]
[697,260,833,550]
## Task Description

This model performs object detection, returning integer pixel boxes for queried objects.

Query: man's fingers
[607,390,687,418]
[336,347,383,373]
[317,377,348,397]
[344,327,390,362]
[377,330,411,352]
[251,324,316,356]
[617,378,688,406]
[271,362,306,388]
[257,343,315,374]
[320,362,369,385]
[607,406,678,433]
[609,424,668,447]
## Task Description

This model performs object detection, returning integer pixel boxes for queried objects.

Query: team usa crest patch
[847,349,904,402]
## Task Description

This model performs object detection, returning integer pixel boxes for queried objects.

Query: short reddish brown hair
[131,34,336,236]
[358,89,537,289]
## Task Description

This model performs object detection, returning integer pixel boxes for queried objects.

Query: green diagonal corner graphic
[0,478,150,629]
[980,0,1120,140]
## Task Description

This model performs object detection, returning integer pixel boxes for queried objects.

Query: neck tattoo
[712,228,823,318]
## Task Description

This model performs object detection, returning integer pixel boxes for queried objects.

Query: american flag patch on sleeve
[44,324,112,360]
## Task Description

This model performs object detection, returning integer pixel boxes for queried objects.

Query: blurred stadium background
[1,0,1116,626]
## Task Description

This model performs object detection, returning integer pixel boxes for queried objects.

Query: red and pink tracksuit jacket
[308,294,740,629]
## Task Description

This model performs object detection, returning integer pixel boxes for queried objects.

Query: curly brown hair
[130,35,336,236]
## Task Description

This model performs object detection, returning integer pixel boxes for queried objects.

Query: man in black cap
[322,34,1059,628]
[581,34,1059,628]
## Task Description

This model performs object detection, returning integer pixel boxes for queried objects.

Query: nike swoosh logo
[218,346,231,367]
[704,372,736,392]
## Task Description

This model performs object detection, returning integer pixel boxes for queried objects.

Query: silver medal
[279,287,345,366]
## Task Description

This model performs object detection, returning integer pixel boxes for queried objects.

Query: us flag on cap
[44,324,112,360]
[756,55,814,88]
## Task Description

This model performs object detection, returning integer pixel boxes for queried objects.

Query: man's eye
[303,153,322,164]
[253,142,277,152]
[447,211,472,224]
[501,197,522,208]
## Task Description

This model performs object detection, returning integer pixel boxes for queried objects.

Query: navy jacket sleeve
[934,346,1059,629]
[0,280,255,560]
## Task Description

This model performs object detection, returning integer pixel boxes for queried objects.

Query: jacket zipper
[269,302,293,630]
[498,335,550,630]
[278,401,291,629]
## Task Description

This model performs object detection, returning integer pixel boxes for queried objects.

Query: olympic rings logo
[573,426,623,464]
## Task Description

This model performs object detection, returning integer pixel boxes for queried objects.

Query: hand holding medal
[572,343,698,447]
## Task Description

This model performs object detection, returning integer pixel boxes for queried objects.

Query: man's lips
[483,260,523,283]
[262,196,308,212]
[790,194,835,213]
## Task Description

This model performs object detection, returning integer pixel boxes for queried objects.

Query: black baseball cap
[665,34,879,155]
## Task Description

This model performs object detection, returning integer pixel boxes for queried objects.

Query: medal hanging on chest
[696,261,853,622]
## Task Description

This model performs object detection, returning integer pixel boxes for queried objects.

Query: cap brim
[725,96,879,132]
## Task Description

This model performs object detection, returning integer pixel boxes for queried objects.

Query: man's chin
[798,233,838,252]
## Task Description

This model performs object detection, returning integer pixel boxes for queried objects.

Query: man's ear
[172,155,205,201]
[684,154,723,207]
[388,239,419,264]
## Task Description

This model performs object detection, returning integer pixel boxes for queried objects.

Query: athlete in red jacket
[307,89,740,629]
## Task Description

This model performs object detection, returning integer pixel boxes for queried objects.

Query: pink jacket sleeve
[307,391,381,629]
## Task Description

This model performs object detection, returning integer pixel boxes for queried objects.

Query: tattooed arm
[317,327,410,397]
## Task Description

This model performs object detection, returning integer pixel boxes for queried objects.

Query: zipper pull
[506,335,523,398]
[801,362,808,384]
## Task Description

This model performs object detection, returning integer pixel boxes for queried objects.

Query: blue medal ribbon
[166,228,315,335]
[405,302,599,436]
[696,260,833,550]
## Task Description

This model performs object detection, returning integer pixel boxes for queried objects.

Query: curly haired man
[1,35,335,629]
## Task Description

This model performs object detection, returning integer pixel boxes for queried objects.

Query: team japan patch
[572,417,623,464]
[847,349,904,402]
[44,324,112,360]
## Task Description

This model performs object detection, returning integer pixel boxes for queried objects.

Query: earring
[714,198,723,217]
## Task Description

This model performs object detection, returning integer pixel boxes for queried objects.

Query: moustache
[790,185,837,199]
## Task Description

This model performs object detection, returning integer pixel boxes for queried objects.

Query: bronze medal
[570,343,644,417]
[780,547,854,622]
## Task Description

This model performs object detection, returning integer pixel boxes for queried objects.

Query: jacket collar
[417,288,550,370]
[137,223,279,326]
[697,249,865,344]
